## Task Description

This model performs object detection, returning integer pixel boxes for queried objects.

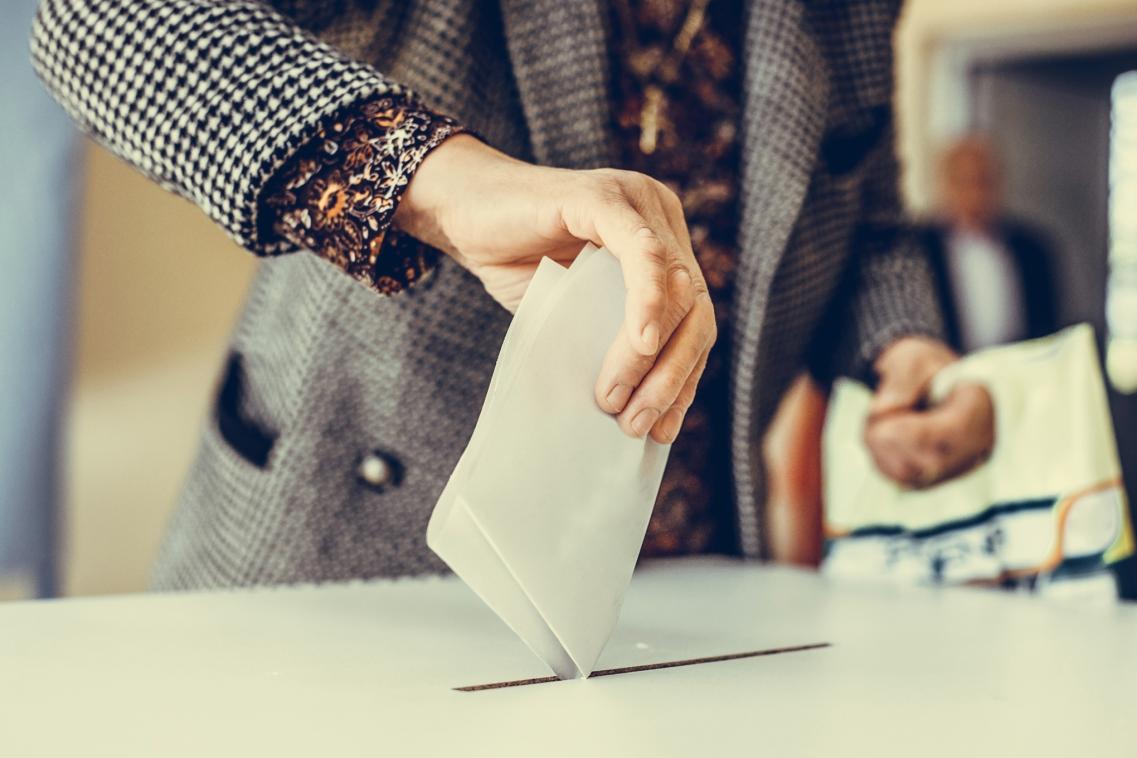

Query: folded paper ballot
[427,245,672,680]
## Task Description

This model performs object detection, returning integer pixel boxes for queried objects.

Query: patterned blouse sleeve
[262,95,464,295]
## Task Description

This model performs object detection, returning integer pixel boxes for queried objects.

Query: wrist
[874,335,955,378]
[394,133,504,257]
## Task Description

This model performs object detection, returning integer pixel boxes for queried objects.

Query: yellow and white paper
[824,325,1134,584]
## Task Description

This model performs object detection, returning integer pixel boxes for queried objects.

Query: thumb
[870,369,928,417]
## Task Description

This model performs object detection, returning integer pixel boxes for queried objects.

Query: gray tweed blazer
[32,0,942,589]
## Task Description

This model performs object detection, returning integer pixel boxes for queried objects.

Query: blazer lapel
[734,0,829,315]
[730,0,830,558]
[499,0,826,275]
[497,0,615,169]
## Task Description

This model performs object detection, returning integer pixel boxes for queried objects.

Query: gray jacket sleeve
[810,118,946,385]
[803,0,946,384]
[30,0,405,254]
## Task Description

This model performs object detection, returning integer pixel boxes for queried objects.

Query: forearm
[838,230,944,382]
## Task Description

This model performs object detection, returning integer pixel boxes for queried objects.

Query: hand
[394,134,716,443]
[863,336,995,487]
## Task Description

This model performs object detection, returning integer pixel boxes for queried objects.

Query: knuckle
[621,351,657,380]
[596,169,653,199]
[651,177,682,207]
[625,171,656,192]
[638,384,678,412]
[666,264,696,303]
[657,367,688,397]
[705,312,719,344]
[675,382,698,410]
[639,279,668,310]
[636,233,669,269]
[867,422,895,449]
[584,171,626,204]
[632,223,662,245]
[692,277,713,304]
[696,303,718,343]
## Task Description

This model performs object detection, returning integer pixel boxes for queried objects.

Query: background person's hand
[863,336,995,487]
[394,135,716,444]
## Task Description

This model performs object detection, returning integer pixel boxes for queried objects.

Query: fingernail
[630,407,661,437]
[658,407,684,442]
[605,384,632,413]
[641,323,660,354]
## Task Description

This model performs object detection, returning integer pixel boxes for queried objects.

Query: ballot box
[2,558,1134,757]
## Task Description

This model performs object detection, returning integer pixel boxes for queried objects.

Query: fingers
[595,266,695,412]
[616,298,714,443]
[570,172,700,356]
[567,170,716,443]
[870,337,957,417]
[864,415,948,488]
[863,385,995,488]
[650,351,708,444]
[870,368,932,419]
[934,384,995,480]
[591,198,672,356]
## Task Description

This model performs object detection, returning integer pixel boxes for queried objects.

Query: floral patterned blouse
[263,96,462,294]
[263,0,743,557]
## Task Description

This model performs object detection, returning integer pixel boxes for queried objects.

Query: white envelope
[428,245,671,679]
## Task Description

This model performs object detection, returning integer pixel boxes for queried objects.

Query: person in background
[920,136,1060,353]
[768,138,1072,588]
[810,138,1126,601]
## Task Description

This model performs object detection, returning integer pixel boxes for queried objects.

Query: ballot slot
[453,642,833,692]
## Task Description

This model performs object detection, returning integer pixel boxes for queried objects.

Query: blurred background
[1,0,1135,599]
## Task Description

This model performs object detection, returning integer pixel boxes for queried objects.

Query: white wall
[64,146,255,596]
[896,0,1137,212]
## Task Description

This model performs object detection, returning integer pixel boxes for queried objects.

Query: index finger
[590,199,671,356]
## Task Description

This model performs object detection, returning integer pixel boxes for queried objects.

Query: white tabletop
[3,558,1134,757]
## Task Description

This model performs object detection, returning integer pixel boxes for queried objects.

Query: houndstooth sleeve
[810,118,946,384]
[803,0,946,384]
[30,0,412,255]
